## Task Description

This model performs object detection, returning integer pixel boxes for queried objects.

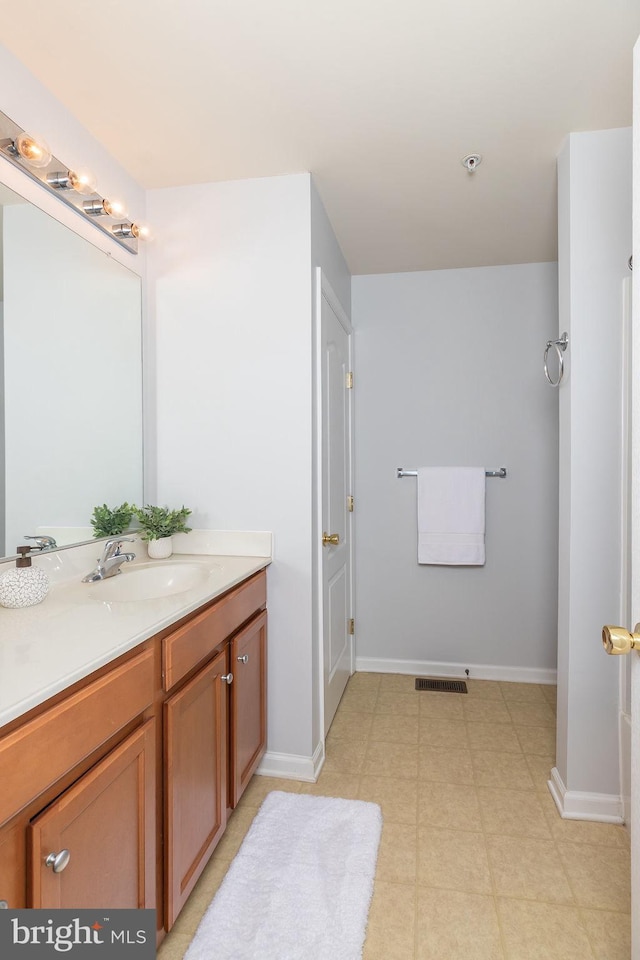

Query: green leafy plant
[90,502,135,539]
[134,504,192,541]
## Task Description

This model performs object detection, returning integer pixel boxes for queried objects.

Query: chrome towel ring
[544,332,569,387]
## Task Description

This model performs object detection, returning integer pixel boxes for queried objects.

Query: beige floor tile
[358,775,418,824]
[169,856,230,938]
[417,780,481,832]
[541,684,557,705]
[338,686,379,713]
[419,746,475,785]
[471,751,535,790]
[375,821,418,883]
[515,724,557,756]
[462,698,513,724]
[208,804,256,861]
[327,709,374,741]
[477,787,551,839]
[418,692,464,719]
[524,754,555,792]
[346,672,382,692]
[298,771,361,799]
[466,722,523,754]
[236,775,302,808]
[497,898,594,959]
[157,932,192,960]
[363,740,419,778]
[321,738,368,774]
[417,827,493,894]
[379,673,419,693]
[362,880,416,960]
[487,835,574,903]
[419,718,469,749]
[465,679,505,700]
[415,888,504,960]
[370,712,420,744]
[506,701,556,727]
[539,792,630,848]
[580,908,632,960]
[375,690,420,716]
[499,681,549,703]
[558,842,631,912]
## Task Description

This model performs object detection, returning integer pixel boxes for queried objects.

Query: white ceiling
[1,0,639,274]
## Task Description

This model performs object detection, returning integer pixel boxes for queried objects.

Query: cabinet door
[28,719,156,909]
[0,820,26,908]
[229,610,267,808]
[164,646,228,929]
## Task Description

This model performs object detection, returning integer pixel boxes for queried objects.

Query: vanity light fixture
[47,169,98,195]
[82,197,128,219]
[0,107,146,254]
[11,131,52,168]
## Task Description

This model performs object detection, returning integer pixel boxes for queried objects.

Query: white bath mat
[184,790,383,960]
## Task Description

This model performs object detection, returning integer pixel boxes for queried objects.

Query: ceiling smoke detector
[461,154,482,173]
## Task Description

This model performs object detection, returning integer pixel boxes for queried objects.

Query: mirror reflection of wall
[0,185,143,557]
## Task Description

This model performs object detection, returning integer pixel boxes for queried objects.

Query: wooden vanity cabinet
[29,720,156,909]
[0,566,268,935]
[229,608,267,809]
[162,569,267,930]
[0,646,156,911]
[164,647,229,926]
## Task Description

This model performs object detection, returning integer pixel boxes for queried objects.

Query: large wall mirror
[0,181,143,558]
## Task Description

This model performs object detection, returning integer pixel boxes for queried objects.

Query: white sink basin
[87,561,221,602]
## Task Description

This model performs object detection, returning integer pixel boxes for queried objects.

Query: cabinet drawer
[162,571,266,691]
[0,648,154,829]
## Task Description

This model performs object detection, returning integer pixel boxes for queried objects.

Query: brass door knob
[602,624,640,655]
[322,532,340,546]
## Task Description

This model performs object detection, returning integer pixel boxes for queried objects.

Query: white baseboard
[355,656,556,686]
[548,766,624,823]
[257,740,325,783]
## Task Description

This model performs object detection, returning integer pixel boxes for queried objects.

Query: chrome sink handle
[24,535,57,551]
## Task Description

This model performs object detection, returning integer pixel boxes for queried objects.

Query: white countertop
[0,533,271,729]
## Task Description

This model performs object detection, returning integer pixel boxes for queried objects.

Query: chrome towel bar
[397,467,507,479]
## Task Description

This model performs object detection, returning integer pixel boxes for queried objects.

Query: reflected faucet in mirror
[82,537,136,583]
[24,535,57,552]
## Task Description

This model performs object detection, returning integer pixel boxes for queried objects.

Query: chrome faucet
[82,537,136,582]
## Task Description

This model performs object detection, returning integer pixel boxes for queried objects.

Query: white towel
[417,467,486,565]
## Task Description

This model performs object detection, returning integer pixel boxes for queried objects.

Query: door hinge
[347,495,354,512]
[348,618,355,635]
[346,371,353,389]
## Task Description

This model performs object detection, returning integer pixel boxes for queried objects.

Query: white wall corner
[548,766,624,824]
[355,656,557,686]
[257,740,325,783]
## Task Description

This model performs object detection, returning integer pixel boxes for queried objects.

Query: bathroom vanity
[0,548,269,939]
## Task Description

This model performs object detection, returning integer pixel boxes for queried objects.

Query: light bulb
[15,132,51,169]
[68,169,97,195]
[103,198,128,219]
[131,223,151,240]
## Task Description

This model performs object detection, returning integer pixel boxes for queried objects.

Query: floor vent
[415,678,468,694]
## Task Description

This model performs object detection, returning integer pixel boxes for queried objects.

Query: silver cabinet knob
[45,849,71,873]
[237,655,249,664]
[0,900,8,909]
[221,673,234,684]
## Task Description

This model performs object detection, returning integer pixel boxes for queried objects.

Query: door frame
[313,267,355,747]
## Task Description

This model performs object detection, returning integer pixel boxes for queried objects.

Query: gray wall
[352,262,559,679]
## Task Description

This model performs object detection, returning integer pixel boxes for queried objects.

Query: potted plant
[90,502,135,539]
[134,504,192,558]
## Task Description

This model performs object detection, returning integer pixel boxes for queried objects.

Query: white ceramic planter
[147,536,172,559]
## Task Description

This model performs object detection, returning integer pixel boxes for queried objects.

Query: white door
[629,36,639,958]
[319,272,354,736]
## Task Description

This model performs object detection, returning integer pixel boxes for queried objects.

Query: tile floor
[158,673,631,959]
